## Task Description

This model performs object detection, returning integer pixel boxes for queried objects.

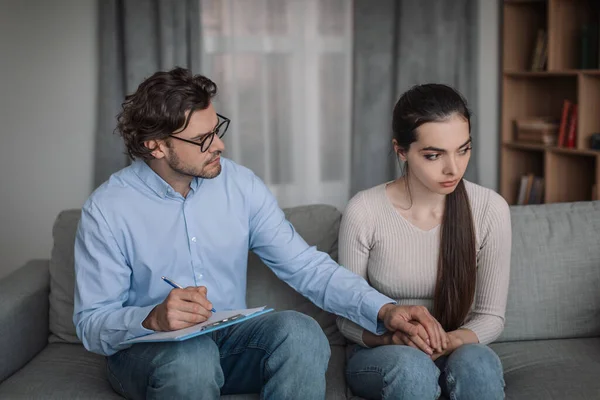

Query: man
[74,67,446,399]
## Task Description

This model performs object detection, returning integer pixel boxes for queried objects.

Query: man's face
[164,103,225,179]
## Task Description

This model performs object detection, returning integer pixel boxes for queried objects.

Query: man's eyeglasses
[168,113,230,153]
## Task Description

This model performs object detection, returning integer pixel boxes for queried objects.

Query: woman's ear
[392,139,407,162]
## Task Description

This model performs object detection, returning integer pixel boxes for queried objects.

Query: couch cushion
[490,338,600,400]
[498,201,600,342]
[0,343,346,399]
[0,343,120,399]
[49,205,345,345]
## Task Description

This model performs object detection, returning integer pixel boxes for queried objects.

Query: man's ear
[145,139,167,160]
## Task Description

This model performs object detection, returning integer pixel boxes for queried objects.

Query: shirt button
[191,237,197,242]
[198,273,203,279]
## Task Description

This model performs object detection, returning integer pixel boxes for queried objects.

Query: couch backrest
[49,209,81,344]
[48,205,345,346]
[49,200,600,347]
[497,200,600,342]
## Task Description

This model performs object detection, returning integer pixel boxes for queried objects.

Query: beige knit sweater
[336,180,512,347]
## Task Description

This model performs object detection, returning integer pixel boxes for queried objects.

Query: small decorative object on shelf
[590,133,600,150]
[514,117,559,145]
[580,24,599,70]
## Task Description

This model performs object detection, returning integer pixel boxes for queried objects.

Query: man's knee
[269,311,331,364]
[149,336,223,389]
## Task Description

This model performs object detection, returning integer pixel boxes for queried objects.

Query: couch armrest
[0,260,50,382]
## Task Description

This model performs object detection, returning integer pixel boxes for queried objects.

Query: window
[201,0,353,210]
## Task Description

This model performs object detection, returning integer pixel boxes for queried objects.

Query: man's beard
[166,151,222,179]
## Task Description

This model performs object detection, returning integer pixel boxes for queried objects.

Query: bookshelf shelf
[500,0,600,205]
[505,69,600,76]
[504,142,547,152]
[504,70,579,77]
[505,1,546,3]
[504,141,600,156]
[549,146,600,157]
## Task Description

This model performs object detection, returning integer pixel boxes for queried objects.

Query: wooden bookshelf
[500,0,600,205]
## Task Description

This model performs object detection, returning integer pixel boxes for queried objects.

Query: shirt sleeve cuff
[360,290,396,334]
[126,305,156,339]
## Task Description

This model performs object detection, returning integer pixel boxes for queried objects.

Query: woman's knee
[347,345,440,400]
[384,346,440,388]
[444,344,505,398]
[447,344,503,378]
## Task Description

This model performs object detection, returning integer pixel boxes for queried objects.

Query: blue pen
[161,276,216,313]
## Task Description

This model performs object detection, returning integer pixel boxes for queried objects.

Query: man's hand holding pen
[142,286,214,331]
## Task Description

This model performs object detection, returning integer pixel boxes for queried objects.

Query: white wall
[0,0,97,278]
[476,0,501,191]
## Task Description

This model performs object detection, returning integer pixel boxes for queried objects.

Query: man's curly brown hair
[116,67,218,160]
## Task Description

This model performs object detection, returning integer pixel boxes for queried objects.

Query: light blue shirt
[73,158,393,356]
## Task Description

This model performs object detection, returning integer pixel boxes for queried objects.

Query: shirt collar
[131,159,201,198]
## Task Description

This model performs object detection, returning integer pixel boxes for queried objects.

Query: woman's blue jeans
[346,343,505,400]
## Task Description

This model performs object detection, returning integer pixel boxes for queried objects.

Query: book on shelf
[530,29,547,71]
[514,117,558,145]
[557,100,577,148]
[517,174,544,205]
[565,104,578,148]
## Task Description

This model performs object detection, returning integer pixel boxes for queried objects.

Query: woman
[337,84,510,400]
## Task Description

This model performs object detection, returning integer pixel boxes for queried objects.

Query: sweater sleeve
[460,190,512,344]
[336,192,374,347]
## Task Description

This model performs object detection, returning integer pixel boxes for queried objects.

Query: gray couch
[1,201,599,399]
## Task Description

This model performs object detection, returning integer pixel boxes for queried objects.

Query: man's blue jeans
[346,343,505,400]
[106,310,331,399]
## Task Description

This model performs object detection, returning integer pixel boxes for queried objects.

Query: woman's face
[397,114,472,195]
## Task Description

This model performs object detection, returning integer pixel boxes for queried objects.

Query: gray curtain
[94,0,202,188]
[351,0,479,196]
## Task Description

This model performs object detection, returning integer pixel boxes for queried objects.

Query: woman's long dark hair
[392,83,476,331]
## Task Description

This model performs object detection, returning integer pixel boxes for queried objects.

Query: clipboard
[121,306,274,345]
